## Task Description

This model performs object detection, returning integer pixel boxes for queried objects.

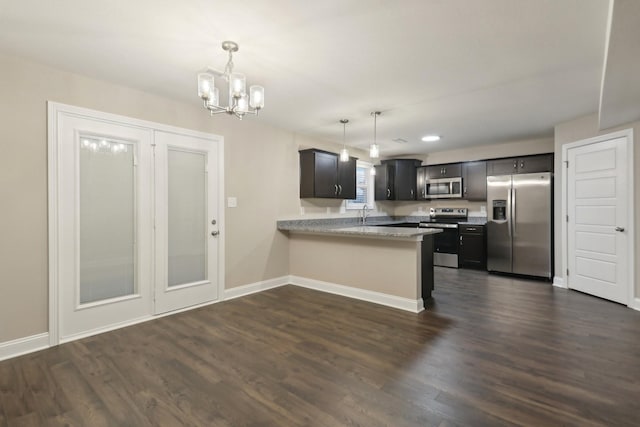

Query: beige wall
[289,234,420,299]
[419,137,554,165]
[391,137,554,216]
[553,113,640,298]
[0,53,361,343]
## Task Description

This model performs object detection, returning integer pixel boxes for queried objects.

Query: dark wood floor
[2,268,640,426]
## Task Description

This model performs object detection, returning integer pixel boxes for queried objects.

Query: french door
[154,131,220,314]
[50,104,222,343]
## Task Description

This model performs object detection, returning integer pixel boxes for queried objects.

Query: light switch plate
[227,197,237,208]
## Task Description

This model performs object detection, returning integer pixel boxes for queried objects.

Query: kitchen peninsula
[277,219,442,312]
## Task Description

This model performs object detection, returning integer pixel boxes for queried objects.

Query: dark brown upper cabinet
[486,154,553,176]
[375,159,422,201]
[299,149,357,199]
[426,163,462,179]
[461,161,487,201]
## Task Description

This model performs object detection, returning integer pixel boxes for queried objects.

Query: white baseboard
[630,298,640,312]
[223,275,289,301]
[552,276,567,289]
[289,275,424,313]
[0,333,50,362]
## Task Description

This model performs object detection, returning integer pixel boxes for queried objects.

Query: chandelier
[197,41,264,119]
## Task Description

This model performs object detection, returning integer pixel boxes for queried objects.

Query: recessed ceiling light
[421,135,441,142]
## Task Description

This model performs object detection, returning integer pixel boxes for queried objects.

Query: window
[345,162,374,210]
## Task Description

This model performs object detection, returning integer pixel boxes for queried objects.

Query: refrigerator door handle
[512,188,516,236]
[507,186,512,237]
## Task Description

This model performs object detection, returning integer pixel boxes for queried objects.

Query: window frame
[345,161,375,210]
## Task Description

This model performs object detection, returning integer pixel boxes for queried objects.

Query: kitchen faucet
[361,204,370,225]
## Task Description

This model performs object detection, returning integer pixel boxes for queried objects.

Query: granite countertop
[277,219,442,241]
[458,217,488,225]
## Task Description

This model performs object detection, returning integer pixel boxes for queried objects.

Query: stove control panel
[429,207,468,218]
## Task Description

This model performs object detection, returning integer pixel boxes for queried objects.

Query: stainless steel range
[420,207,468,268]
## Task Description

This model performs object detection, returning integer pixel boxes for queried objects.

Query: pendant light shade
[340,119,350,162]
[369,143,379,158]
[369,111,381,159]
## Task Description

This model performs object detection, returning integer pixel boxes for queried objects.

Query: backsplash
[390,200,487,218]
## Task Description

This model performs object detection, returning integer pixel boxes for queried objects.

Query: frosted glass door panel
[79,139,135,304]
[168,149,207,287]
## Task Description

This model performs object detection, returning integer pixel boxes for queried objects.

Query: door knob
[615,227,625,232]
[211,231,219,236]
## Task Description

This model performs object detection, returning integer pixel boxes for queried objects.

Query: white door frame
[47,102,225,345]
[561,128,635,308]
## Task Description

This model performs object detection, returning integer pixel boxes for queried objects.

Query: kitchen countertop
[278,222,442,241]
[458,217,488,225]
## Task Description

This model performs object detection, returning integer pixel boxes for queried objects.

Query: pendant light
[369,111,381,158]
[339,119,350,162]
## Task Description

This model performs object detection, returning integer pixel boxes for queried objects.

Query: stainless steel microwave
[424,177,463,199]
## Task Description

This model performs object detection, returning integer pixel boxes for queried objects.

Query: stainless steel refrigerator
[487,172,552,278]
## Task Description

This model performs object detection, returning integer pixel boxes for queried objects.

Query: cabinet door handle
[387,188,391,198]
[338,184,342,195]
[334,184,338,195]
[464,187,467,194]
[459,235,463,244]
[410,189,414,197]
[520,161,525,169]
[513,161,517,169]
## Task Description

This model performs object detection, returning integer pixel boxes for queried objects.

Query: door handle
[507,186,512,237]
[387,188,391,198]
[338,184,342,195]
[410,189,414,197]
[211,231,219,236]
[512,188,516,235]
[615,227,625,232]
[334,184,338,195]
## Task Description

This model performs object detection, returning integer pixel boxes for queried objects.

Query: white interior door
[567,136,629,304]
[154,131,221,314]
[56,114,153,341]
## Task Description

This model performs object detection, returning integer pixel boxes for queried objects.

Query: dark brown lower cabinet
[459,224,486,270]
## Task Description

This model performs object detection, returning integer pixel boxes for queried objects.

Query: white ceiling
[0,0,611,156]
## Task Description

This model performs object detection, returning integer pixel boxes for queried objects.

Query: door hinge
[566,215,569,222]
[133,155,138,166]
[566,268,569,276]
[564,160,569,168]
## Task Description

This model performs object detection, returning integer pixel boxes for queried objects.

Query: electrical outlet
[227,197,237,208]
